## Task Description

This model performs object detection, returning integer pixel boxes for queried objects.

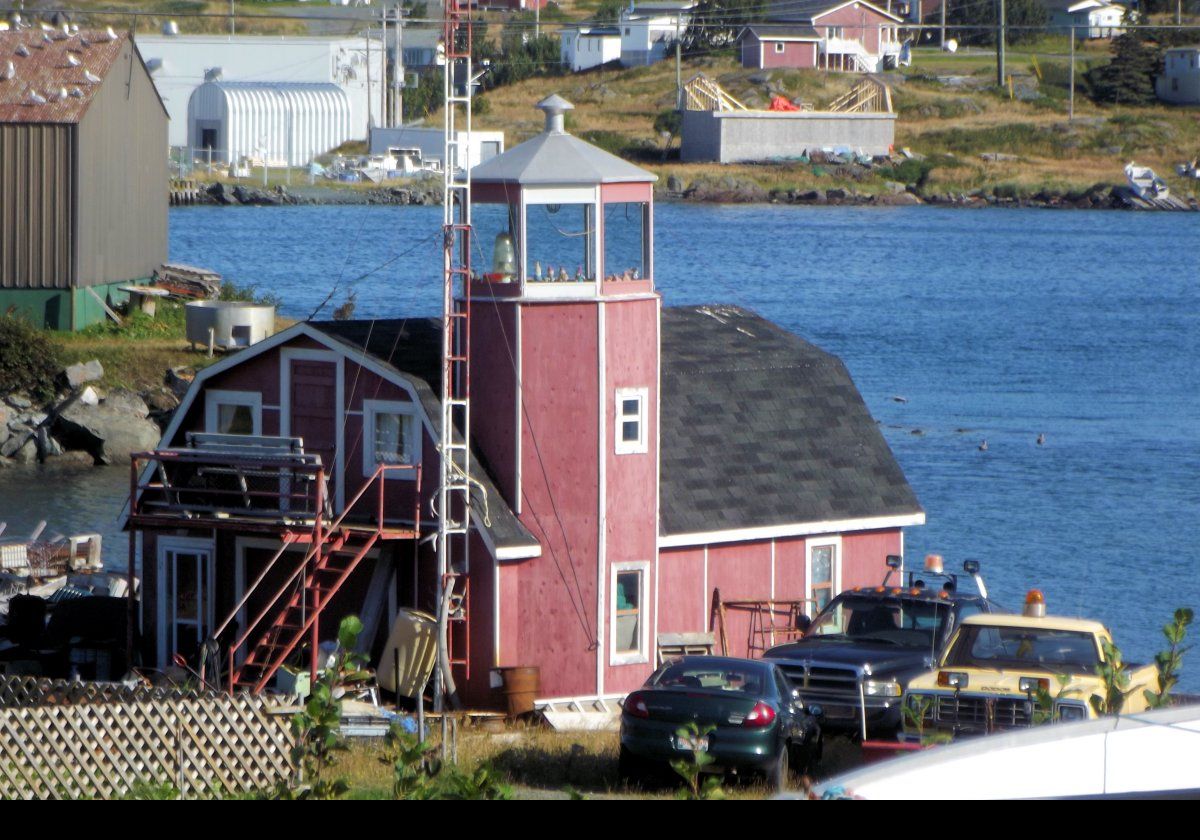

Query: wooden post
[996,0,1006,88]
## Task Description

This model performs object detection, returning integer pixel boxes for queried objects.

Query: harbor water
[1,202,1196,685]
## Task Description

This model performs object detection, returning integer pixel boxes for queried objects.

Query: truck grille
[778,663,861,697]
[916,694,1035,732]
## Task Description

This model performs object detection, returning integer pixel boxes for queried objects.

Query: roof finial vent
[536,94,573,135]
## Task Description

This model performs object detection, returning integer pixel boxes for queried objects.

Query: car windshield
[945,625,1101,671]
[805,595,950,648]
[653,663,767,694]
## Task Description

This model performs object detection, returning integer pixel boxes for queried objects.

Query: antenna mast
[435,0,472,710]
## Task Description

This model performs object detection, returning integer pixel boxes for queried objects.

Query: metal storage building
[187,81,352,168]
[0,28,168,330]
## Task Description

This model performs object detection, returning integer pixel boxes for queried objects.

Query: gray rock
[5,395,31,410]
[80,386,100,406]
[884,180,907,195]
[54,400,162,465]
[667,174,683,193]
[8,437,37,464]
[103,389,150,420]
[7,418,28,433]
[141,388,180,413]
[63,359,104,389]
[1,431,31,459]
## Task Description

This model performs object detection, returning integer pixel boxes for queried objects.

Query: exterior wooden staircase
[220,463,422,694]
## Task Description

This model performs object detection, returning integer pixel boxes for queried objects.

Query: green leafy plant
[1144,608,1193,709]
[902,695,953,745]
[1090,636,1135,717]
[274,615,370,800]
[670,722,724,800]
[1031,674,1073,725]
[381,725,512,800]
[0,315,58,402]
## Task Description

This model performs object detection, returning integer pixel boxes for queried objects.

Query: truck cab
[902,590,1159,740]
[764,556,1002,738]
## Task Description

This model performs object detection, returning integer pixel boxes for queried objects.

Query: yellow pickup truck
[902,591,1158,739]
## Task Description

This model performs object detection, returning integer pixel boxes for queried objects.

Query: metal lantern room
[470,95,658,300]
[186,80,352,167]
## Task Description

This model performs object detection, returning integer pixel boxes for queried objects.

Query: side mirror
[795,614,812,633]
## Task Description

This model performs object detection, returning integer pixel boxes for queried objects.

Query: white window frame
[205,389,262,436]
[774,41,786,53]
[614,387,649,455]
[363,399,421,480]
[806,535,842,614]
[156,536,215,668]
[610,561,650,666]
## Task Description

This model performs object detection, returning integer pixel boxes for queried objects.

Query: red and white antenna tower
[434,0,472,710]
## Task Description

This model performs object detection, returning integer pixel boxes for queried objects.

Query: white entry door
[157,539,214,668]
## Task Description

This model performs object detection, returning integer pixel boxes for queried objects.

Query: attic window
[615,387,648,454]
[364,400,420,479]
[205,390,262,436]
[775,41,785,53]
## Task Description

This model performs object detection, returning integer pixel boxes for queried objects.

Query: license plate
[674,734,710,752]
[823,704,855,720]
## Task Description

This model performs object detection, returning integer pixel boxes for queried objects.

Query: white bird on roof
[15,43,29,57]
[80,36,91,48]
[39,21,52,31]
[69,87,83,97]
[2,61,14,80]
[83,69,101,84]
[105,26,118,41]
[26,90,46,105]
[66,54,80,66]
[40,32,51,45]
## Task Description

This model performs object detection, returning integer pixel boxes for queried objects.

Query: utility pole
[996,0,1006,88]
[229,0,235,36]
[1068,25,1075,121]
[940,0,946,48]
[536,0,540,39]
[395,4,404,127]
[675,15,682,109]
[381,7,388,127]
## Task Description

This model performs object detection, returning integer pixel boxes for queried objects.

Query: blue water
[5,202,1199,684]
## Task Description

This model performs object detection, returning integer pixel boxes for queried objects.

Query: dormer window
[615,387,648,454]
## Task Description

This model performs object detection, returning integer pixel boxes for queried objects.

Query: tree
[1087,33,1164,105]
[682,0,767,52]
[944,0,1047,46]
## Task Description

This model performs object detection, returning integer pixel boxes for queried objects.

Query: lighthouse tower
[465,95,660,702]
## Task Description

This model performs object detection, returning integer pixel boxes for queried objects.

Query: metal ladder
[436,0,473,707]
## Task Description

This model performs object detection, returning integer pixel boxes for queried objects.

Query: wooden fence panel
[0,678,294,799]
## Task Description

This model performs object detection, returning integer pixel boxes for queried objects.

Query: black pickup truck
[764,560,1002,739]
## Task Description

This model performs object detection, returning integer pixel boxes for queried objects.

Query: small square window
[775,41,785,53]
[217,403,254,435]
[205,390,261,436]
[614,388,648,454]
[364,400,420,479]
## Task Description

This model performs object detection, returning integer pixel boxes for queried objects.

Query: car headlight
[1056,702,1088,722]
[864,679,902,698]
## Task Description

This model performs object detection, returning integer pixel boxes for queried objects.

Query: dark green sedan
[619,656,823,789]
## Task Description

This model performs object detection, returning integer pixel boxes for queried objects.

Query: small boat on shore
[1125,162,1170,201]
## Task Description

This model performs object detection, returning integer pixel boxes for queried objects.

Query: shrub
[0,316,58,402]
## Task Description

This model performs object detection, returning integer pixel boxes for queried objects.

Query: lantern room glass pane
[475,202,519,283]
[603,202,648,282]
[525,203,595,282]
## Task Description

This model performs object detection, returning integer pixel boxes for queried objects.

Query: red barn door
[287,356,339,504]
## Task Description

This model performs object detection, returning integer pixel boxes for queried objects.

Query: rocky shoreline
[189,176,1196,212]
[0,360,189,470]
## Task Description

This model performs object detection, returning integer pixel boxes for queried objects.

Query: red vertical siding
[707,539,773,658]
[773,537,808,603]
[657,546,707,634]
[468,300,520,507]
[762,40,819,69]
[511,302,601,699]
[815,4,895,54]
[842,529,901,589]
[603,295,660,694]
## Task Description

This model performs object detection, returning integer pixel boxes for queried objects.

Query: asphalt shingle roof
[313,303,921,548]
[658,305,922,537]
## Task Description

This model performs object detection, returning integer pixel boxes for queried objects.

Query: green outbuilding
[0,28,167,330]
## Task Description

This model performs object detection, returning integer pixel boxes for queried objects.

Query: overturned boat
[1125,162,1170,201]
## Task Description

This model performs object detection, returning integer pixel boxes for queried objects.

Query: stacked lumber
[152,263,222,300]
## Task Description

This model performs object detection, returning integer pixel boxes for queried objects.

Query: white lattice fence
[0,694,295,799]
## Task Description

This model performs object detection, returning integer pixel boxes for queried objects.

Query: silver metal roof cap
[537,93,573,134]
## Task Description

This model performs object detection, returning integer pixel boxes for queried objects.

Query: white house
[561,25,622,71]
[619,1,698,66]
[137,33,385,149]
[368,126,505,172]
[1157,46,1200,105]
[1046,0,1125,38]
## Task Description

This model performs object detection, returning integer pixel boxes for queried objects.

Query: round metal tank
[185,300,275,349]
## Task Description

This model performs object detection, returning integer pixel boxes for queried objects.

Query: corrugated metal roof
[0,28,126,124]
[471,95,656,186]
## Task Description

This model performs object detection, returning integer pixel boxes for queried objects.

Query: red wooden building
[127,95,923,708]
[740,1,904,72]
